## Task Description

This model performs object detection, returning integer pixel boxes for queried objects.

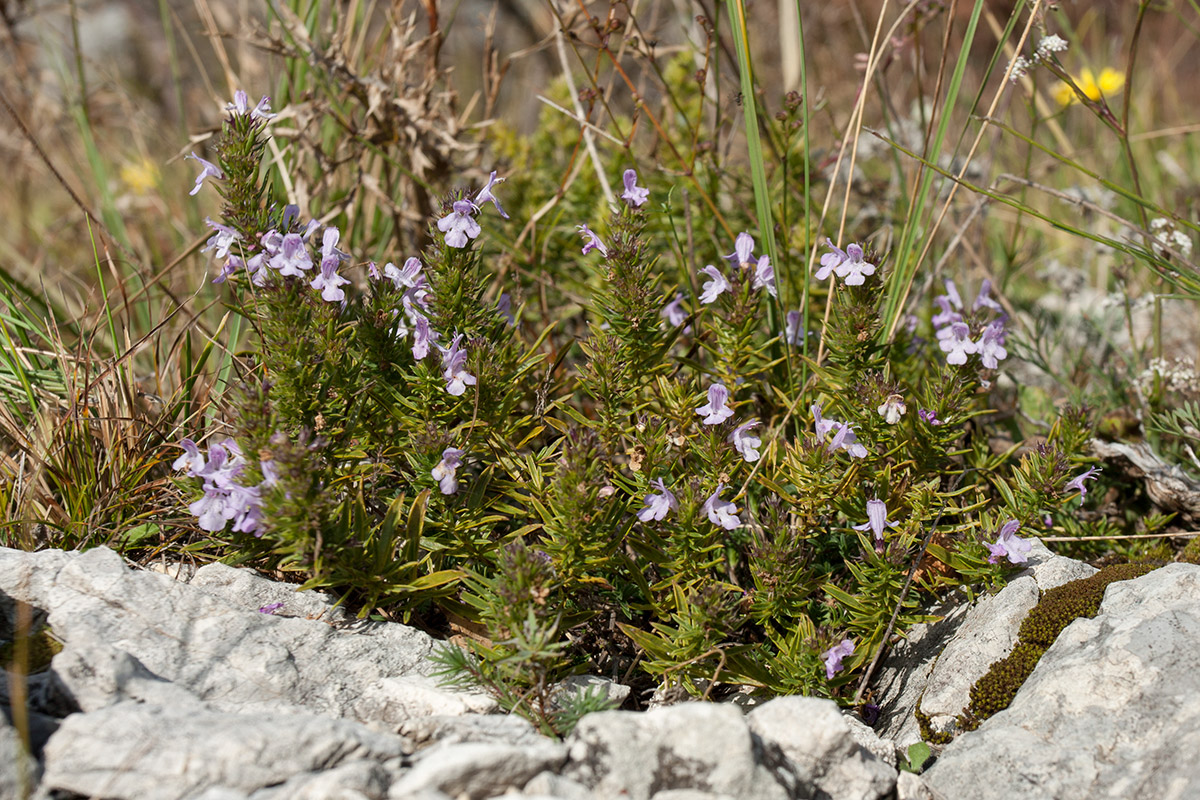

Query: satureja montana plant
[171,89,1102,728]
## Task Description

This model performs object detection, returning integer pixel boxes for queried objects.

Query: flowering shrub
[172,91,1105,718]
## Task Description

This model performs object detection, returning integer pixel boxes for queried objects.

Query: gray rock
[924,564,1200,800]
[0,548,75,634]
[747,696,895,800]
[38,701,409,800]
[564,703,793,800]
[843,713,896,768]
[549,674,631,710]
[875,541,1096,747]
[400,712,546,750]
[895,771,941,800]
[388,741,566,799]
[38,547,491,724]
[248,759,393,799]
[189,561,349,623]
[0,711,38,800]
[521,770,593,799]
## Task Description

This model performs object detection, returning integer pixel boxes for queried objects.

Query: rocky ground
[1,542,1197,800]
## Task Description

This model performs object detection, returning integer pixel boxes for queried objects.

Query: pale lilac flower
[985,519,1032,565]
[827,421,869,459]
[270,233,313,277]
[978,319,1008,369]
[432,447,465,495]
[189,486,238,532]
[227,89,251,115]
[225,90,274,120]
[412,313,435,360]
[853,498,900,542]
[173,438,206,475]
[932,298,962,331]
[662,292,688,327]
[816,239,846,281]
[918,408,942,425]
[195,442,241,489]
[186,152,223,196]
[944,278,963,310]
[497,293,515,326]
[320,227,350,267]
[202,218,241,260]
[258,602,284,614]
[473,171,509,219]
[437,200,481,248]
[439,334,477,396]
[726,232,756,267]
[698,265,730,304]
[637,478,677,522]
[311,259,350,303]
[1065,466,1101,498]
[752,255,777,297]
[836,243,876,286]
[230,483,264,536]
[812,403,837,438]
[384,257,422,290]
[877,395,906,424]
[577,223,608,257]
[729,420,762,462]
[973,279,1003,313]
[822,639,854,680]
[245,253,270,287]
[703,483,741,530]
[939,322,978,365]
[366,261,382,281]
[212,258,239,284]
[785,311,803,346]
[251,96,276,121]
[621,169,650,208]
[696,383,734,425]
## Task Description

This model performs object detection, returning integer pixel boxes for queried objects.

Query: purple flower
[226,91,276,121]
[270,233,313,277]
[172,438,206,475]
[246,253,270,287]
[188,486,238,532]
[698,265,730,304]
[978,319,1008,369]
[816,239,846,281]
[703,483,741,530]
[186,152,223,196]
[637,478,677,522]
[985,519,1032,565]
[1065,466,1101,498]
[785,311,803,346]
[473,171,509,219]
[258,602,284,615]
[918,408,943,425]
[320,227,350,267]
[752,255,777,297]
[432,447,465,494]
[696,383,734,425]
[728,420,762,462]
[412,313,435,360]
[662,292,688,327]
[384,257,423,290]
[852,498,899,542]
[437,200,482,248]
[974,279,1003,313]
[366,261,382,281]
[497,293,515,326]
[837,243,876,286]
[311,259,350,303]
[813,404,868,458]
[212,256,240,284]
[939,322,978,365]
[621,168,650,207]
[822,639,855,680]
[438,334,477,396]
[202,219,241,260]
[931,295,962,330]
[726,232,756,267]
[577,223,608,257]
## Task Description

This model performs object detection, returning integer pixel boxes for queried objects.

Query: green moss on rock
[952,562,1159,733]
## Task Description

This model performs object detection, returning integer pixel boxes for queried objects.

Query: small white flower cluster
[1008,34,1069,83]
[1137,357,1200,397]
[1150,218,1194,260]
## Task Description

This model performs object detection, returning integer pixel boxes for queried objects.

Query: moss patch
[954,562,1160,733]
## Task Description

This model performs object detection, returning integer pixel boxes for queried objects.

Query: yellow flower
[120,157,160,195]
[1054,67,1125,107]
